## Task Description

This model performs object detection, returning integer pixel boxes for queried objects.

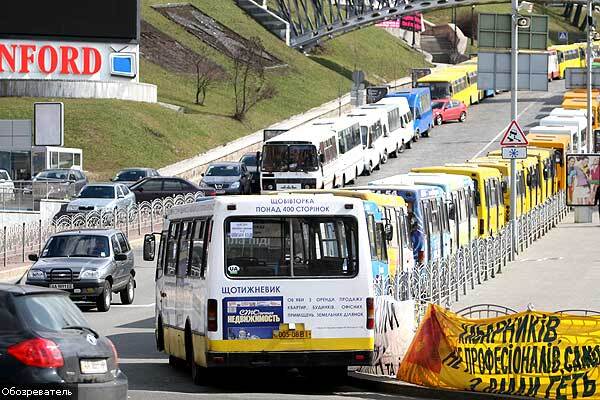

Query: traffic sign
[500,120,528,146]
[502,146,528,159]
[558,31,568,43]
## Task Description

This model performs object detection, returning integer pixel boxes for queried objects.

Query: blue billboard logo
[110,53,136,78]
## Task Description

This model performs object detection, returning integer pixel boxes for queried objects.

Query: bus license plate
[50,283,73,290]
[276,183,301,190]
[274,330,311,339]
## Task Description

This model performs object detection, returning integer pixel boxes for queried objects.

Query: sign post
[510,0,519,259]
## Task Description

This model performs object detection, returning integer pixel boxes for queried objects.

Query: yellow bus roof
[527,134,571,149]
[549,44,585,51]
[562,98,599,109]
[284,189,407,208]
[412,164,502,180]
[418,69,468,83]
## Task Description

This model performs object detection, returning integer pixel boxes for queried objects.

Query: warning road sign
[500,120,528,146]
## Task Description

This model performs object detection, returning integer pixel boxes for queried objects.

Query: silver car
[25,229,135,312]
[66,183,136,213]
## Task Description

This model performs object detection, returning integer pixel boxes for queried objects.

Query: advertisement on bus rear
[566,154,600,206]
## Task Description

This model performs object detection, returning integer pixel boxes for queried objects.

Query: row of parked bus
[146,127,571,377]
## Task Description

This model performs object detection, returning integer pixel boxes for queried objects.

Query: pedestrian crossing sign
[500,120,528,146]
[558,31,568,42]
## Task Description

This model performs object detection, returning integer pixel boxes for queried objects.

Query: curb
[347,372,535,400]
[0,265,30,284]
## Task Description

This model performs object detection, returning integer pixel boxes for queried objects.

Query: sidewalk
[451,211,600,312]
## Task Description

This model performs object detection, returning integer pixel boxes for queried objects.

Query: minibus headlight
[267,184,274,190]
[304,184,311,189]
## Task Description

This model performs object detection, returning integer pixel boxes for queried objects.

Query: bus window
[367,215,377,260]
[189,219,208,278]
[165,222,180,276]
[224,217,359,278]
[156,231,166,281]
[74,153,81,167]
[177,221,191,277]
[375,223,388,263]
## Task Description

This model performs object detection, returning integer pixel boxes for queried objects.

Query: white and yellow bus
[145,194,375,382]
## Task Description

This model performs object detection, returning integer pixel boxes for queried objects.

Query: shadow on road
[117,316,154,329]
[109,331,164,360]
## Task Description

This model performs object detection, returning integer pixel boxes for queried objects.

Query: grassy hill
[0,0,429,180]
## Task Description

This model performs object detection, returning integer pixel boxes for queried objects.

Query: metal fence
[1,193,203,267]
[374,191,568,323]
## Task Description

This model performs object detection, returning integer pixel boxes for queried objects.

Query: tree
[195,61,219,105]
[231,37,276,121]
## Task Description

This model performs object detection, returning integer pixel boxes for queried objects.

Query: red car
[432,99,467,125]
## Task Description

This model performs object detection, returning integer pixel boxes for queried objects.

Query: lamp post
[471,5,475,47]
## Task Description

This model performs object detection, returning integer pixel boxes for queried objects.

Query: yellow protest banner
[398,304,600,399]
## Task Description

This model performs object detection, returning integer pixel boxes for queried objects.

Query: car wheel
[119,275,135,305]
[459,112,467,122]
[436,115,443,126]
[96,280,112,312]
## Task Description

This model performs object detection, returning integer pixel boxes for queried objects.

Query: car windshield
[0,171,9,180]
[115,170,147,182]
[432,101,445,109]
[13,294,90,332]
[206,165,240,177]
[41,235,110,258]
[79,186,115,199]
[418,82,451,100]
[261,144,319,172]
[241,155,257,167]
[36,170,69,180]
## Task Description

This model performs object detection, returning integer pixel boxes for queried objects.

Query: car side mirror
[115,253,128,262]
[28,254,39,262]
[143,234,156,261]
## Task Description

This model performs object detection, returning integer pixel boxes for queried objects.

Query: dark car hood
[32,257,112,272]
[202,175,240,184]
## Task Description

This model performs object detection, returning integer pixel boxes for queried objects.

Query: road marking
[472,100,538,159]
[111,303,155,308]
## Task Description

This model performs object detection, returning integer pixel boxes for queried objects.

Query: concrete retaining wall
[0,79,158,103]
[0,199,66,228]
[160,77,413,182]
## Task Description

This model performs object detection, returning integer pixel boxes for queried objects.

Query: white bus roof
[369,174,471,192]
[313,116,360,131]
[528,125,578,135]
[264,120,336,144]
[375,96,410,108]
[166,194,365,221]
[540,116,586,131]
[346,107,385,125]
[550,108,586,118]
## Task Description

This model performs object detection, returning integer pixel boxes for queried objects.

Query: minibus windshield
[418,82,451,100]
[261,144,319,172]
[224,216,359,278]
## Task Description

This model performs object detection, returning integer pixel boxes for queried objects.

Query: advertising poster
[223,296,284,340]
[399,304,600,399]
[566,154,600,206]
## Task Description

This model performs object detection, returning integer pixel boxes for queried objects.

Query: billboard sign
[366,86,389,104]
[376,14,423,31]
[478,51,548,91]
[565,68,600,89]
[566,153,600,206]
[478,13,548,50]
[34,102,64,147]
[0,39,139,81]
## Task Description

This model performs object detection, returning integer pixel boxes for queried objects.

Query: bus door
[438,197,451,257]
[419,199,434,263]
[382,206,400,276]
[367,213,388,279]
[493,179,504,230]
[175,221,193,330]
[484,180,492,236]
[395,208,413,271]
[450,191,461,250]
[162,221,182,358]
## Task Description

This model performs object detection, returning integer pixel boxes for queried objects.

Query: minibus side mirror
[384,223,393,241]
[143,234,156,261]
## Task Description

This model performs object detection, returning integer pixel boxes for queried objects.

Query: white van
[345,109,387,175]
[146,195,375,382]
[539,116,587,152]
[360,100,415,152]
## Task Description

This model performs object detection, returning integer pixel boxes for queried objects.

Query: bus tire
[375,157,381,171]
[405,139,412,150]
[156,316,165,351]
[169,355,185,369]
[390,143,399,158]
[363,162,372,176]
[342,174,346,187]
[381,150,388,164]
[186,324,204,385]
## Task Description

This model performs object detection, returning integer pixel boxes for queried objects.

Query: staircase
[236,0,290,45]
[420,35,455,64]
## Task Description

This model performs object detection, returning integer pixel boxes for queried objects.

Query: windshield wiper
[62,325,99,338]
